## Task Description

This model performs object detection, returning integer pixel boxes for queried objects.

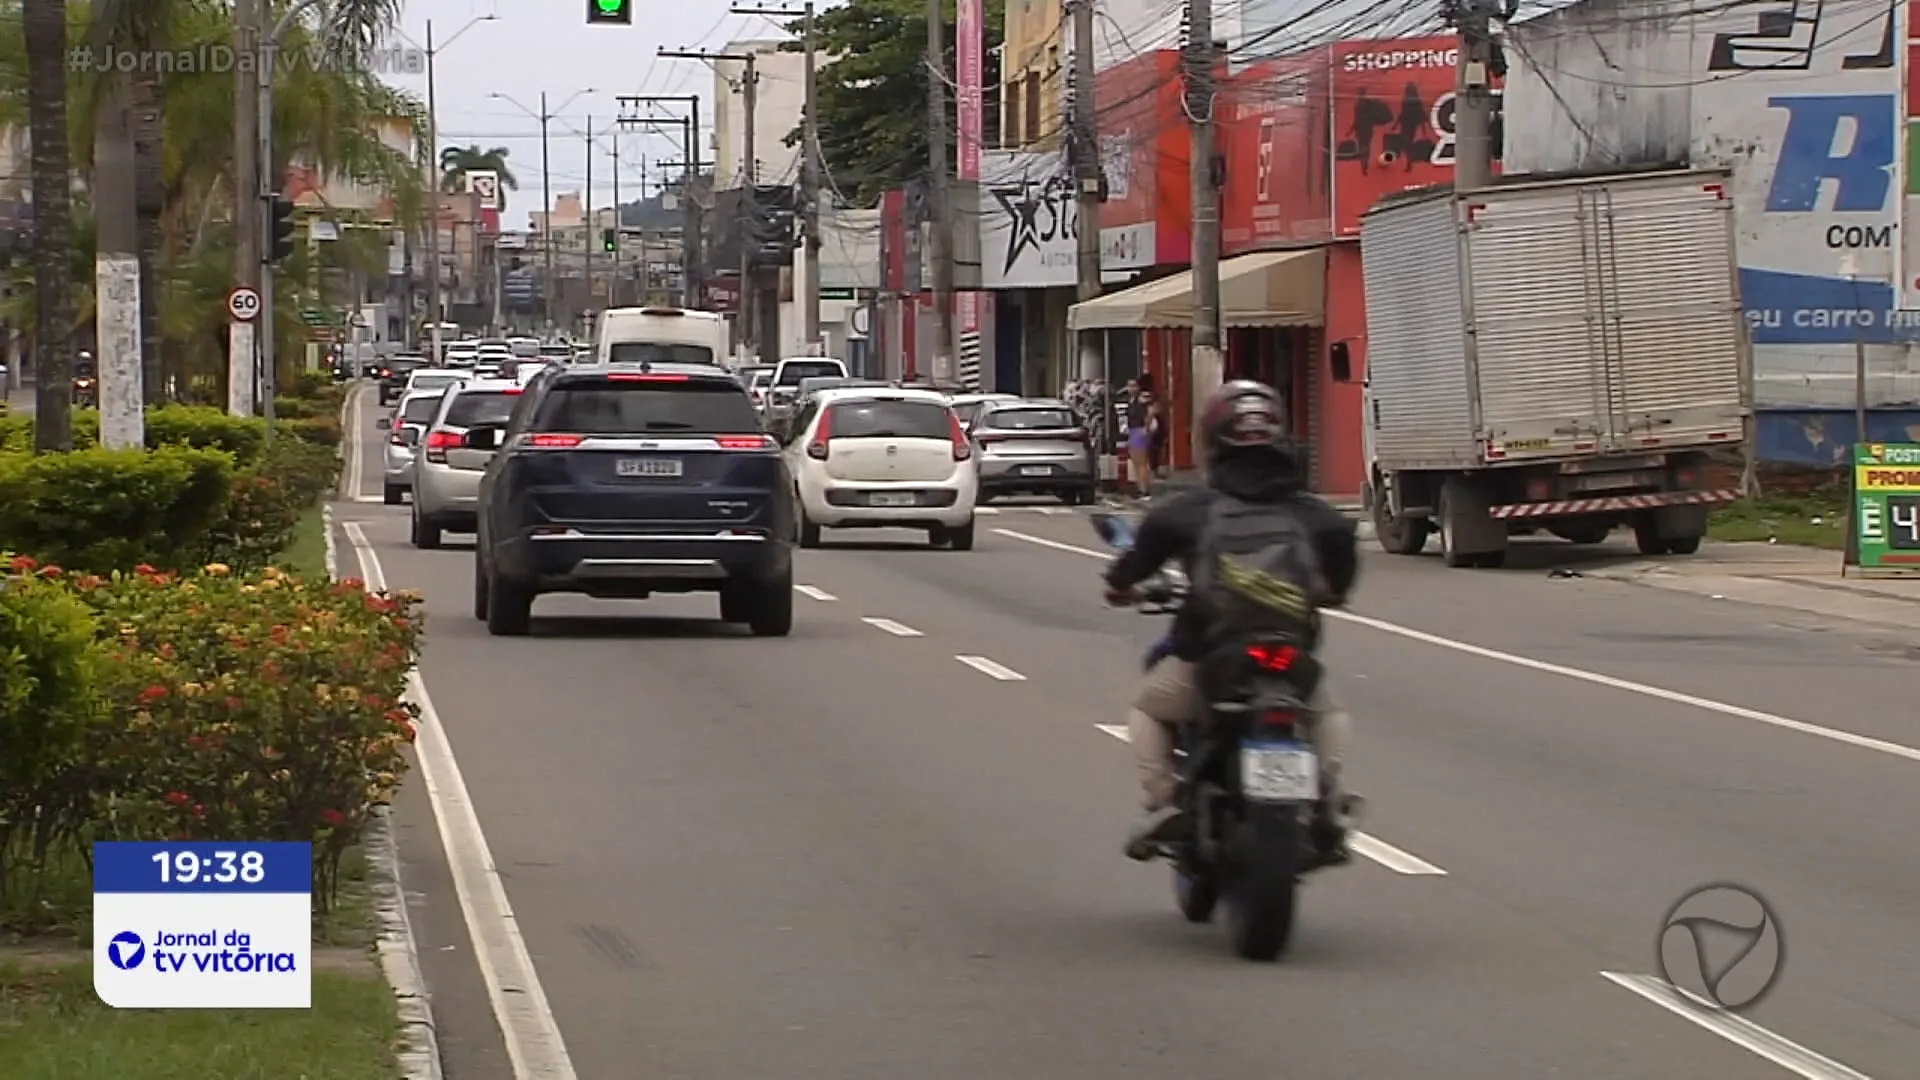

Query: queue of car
[366,309,1096,634]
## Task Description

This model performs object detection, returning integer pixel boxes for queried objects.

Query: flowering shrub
[0,446,235,574]
[0,566,103,890]
[0,557,424,914]
[197,438,341,572]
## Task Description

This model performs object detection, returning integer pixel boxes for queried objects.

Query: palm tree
[22,0,74,450]
[438,145,518,210]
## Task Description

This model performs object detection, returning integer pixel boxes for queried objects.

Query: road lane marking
[977,507,1001,514]
[862,617,922,637]
[996,528,1920,767]
[1348,833,1446,875]
[794,585,836,601]
[955,655,1026,680]
[1600,972,1871,1079]
[1087,723,1445,875]
[343,522,578,1079]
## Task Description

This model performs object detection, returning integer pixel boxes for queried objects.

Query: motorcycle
[72,376,97,408]
[1091,510,1347,962]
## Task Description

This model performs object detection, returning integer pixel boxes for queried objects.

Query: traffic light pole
[254,0,327,441]
[615,94,703,307]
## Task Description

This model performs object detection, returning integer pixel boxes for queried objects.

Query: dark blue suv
[465,362,796,636]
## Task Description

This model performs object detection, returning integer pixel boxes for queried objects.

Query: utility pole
[1450,0,1498,189]
[1068,0,1102,383]
[1184,1,1223,457]
[424,19,441,362]
[732,4,821,348]
[925,0,955,381]
[608,127,621,306]
[93,35,141,449]
[540,91,554,331]
[616,94,704,307]
[230,0,258,416]
[661,49,757,357]
[585,113,594,322]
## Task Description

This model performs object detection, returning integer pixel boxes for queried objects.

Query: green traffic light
[588,0,629,19]
[595,0,619,10]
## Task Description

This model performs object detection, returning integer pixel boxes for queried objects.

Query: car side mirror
[375,416,390,430]
[1329,341,1354,383]
[464,427,501,451]
[400,427,421,446]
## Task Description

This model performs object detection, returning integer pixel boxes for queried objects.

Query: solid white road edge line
[343,381,368,501]
[344,522,577,1080]
[1600,972,1871,1079]
[955,655,1027,680]
[322,504,338,578]
[794,584,837,601]
[862,616,923,637]
[1088,723,1445,875]
[994,527,1920,767]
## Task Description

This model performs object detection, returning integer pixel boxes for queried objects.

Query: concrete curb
[367,806,445,1080]
[326,500,444,1080]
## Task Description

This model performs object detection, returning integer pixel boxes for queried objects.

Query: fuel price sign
[1853,443,1920,569]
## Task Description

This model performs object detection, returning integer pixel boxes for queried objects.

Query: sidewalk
[1580,541,1920,629]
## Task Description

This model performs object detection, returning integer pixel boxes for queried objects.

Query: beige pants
[1128,657,1352,813]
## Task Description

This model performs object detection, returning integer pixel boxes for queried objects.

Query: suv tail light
[423,429,461,463]
[716,435,774,450]
[524,433,583,448]
[807,410,831,460]
[949,413,972,461]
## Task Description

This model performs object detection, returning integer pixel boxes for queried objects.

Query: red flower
[164,791,190,806]
[35,564,61,579]
[138,684,169,705]
[8,554,36,572]
[133,563,157,576]
[187,735,205,749]
[191,804,205,818]
[319,808,346,827]
[223,696,243,710]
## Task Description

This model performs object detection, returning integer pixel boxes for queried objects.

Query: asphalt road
[335,384,1919,1079]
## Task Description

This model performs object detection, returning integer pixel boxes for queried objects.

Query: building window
[1024,71,1041,144]
[1005,79,1023,147]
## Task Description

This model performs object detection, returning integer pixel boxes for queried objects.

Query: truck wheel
[1633,519,1667,555]
[1438,479,1506,568]
[1437,488,1474,568]
[1372,496,1430,556]
[1550,525,1611,545]
[1665,534,1703,555]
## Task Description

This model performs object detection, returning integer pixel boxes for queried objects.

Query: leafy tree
[785,0,1001,207]
[439,145,519,211]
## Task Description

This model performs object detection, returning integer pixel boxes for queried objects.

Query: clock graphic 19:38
[1888,495,1920,549]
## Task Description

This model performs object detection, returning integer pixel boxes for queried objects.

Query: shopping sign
[1854,443,1920,569]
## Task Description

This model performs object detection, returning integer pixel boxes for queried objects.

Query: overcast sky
[390,0,779,224]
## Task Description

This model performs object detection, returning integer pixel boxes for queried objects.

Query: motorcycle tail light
[1260,709,1298,734]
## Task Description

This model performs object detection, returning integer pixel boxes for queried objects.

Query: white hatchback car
[783,387,979,550]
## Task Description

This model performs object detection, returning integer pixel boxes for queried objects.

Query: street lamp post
[490,89,594,331]
[422,15,498,364]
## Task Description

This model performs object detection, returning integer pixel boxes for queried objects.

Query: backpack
[1188,494,1326,697]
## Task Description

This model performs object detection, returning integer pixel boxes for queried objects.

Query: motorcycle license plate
[1240,741,1317,802]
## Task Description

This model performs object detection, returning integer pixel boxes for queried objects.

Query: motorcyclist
[1102,379,1359,861]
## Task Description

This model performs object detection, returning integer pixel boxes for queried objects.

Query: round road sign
[226,286,261,321]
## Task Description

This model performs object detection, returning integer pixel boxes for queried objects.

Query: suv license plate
[1019,464,1053,476]
[869,492,916,507]
[616,458,682,477]
[1240,741,1317,802]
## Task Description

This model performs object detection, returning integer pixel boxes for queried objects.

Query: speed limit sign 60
[226,286,261,322]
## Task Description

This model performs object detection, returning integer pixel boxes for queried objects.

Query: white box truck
[1341,168,1749,568]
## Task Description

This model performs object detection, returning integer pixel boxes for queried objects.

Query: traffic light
[267,194,296,262]
[586,0,631,24]
[602,228,616,252]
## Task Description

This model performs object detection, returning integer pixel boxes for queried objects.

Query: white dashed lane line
[861,617,923,637]
[1089,723,1446,876]
[794,585,837,601]
[955,655,1027,680]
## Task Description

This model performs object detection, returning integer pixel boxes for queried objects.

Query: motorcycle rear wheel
[1226,808,1302,961]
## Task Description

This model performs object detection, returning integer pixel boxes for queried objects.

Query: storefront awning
[1065,248,1326,331]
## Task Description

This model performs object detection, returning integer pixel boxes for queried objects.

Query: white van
[594,306,729,366]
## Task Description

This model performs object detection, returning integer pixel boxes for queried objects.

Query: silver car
[409,379,524,547]
[379,389,450,504]
[971,398,1097,505]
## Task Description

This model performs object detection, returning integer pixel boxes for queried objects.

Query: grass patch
[1708,492,1848,550]
[273,500,330,580]
[0,962,397,1080]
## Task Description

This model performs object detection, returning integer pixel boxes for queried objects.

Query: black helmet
[1197,380,1286,460]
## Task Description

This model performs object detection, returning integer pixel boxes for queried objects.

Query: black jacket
[1104,444,1358,661]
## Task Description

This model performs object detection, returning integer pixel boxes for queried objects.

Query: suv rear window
[775,361,845,385]
[827,399,951,440]
[400,394,444,422]
[607,342,715,365]
[983,407,1076,430]
[442,390,518,428]
[535,378,760,434]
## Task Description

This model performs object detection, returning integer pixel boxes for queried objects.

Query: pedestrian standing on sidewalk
[1125,375,1160,499]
